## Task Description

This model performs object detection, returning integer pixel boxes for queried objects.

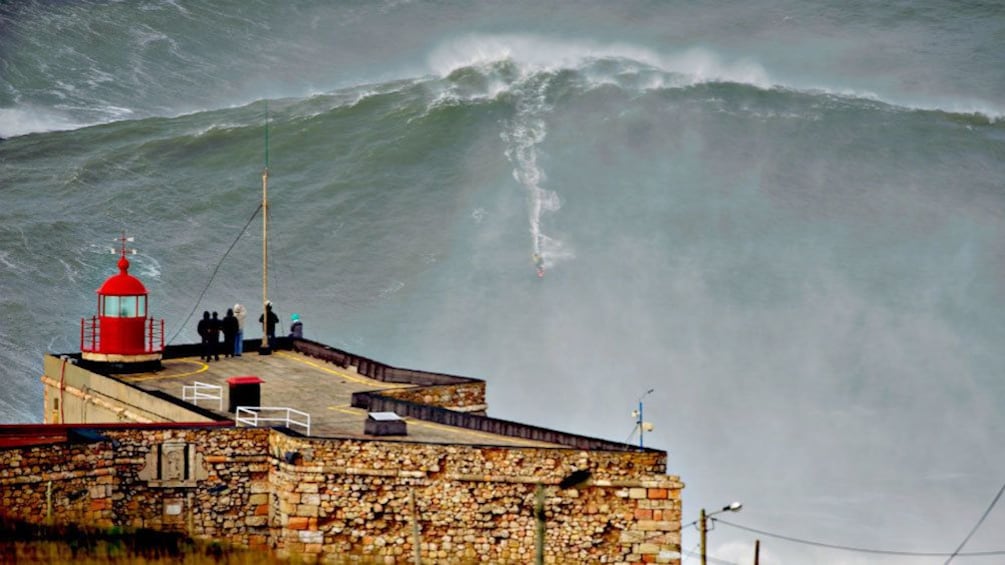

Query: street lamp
[699,501,743,565]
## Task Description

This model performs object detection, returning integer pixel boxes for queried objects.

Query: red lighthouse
[80,235,164,372]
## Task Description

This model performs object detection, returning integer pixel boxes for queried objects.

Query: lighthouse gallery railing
[80,317,165,354]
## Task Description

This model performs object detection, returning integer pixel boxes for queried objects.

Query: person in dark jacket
[209,311,222,361]
[259,301,278,348]
[197,311,213,362]
[222,308,239,357]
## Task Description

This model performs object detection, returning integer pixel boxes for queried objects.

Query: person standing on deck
[259,301,278,349]
[232,303,246,356]
[289,313,303,339]
[209,311,222,361]
[222,308,239,357]
[197,311,213,362]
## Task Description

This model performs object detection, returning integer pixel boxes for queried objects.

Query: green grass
[0,517,283,564]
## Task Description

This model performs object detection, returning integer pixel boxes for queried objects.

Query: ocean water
[2,1,1004,563]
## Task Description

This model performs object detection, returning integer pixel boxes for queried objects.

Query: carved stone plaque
[163,443,187,481]
[138,442,207,487]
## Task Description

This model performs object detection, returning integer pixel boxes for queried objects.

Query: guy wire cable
[167,203,262,345]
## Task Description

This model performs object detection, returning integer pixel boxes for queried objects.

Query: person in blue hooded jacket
[289,313,303,339]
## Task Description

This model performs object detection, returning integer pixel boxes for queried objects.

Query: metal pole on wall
[638,396,644,448]
[534,483,545,565]
[636,388,654,448]
[409,489,422,565]
[259,100,271,355]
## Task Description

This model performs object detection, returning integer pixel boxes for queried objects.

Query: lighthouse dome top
[97,255,148,296]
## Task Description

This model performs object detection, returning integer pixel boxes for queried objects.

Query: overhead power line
[944,480,1005,564]
[715,518,1005,558]
[681,545,736,565]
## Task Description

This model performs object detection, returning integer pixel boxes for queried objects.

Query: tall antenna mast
[259,100,272,355]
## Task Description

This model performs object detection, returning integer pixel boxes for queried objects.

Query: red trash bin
[227,375,264,412]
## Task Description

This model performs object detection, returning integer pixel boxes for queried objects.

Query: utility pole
[754,539,760,565]
[698,502,742,565]
[699,508,707,565]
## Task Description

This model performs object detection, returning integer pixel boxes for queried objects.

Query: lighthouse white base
[82,352,163,363]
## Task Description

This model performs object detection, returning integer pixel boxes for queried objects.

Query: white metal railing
[182,381,223,410]
[235,406,311,435]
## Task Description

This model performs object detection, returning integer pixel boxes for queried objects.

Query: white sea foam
[426,34,1005,120]
[101,105,136,119]
[378,280,405,298]
[162,0,192,17]
[0,106,84,138]
[292,80,421,123]
[0,251,24,273]
[428,34,772,90]
[135,254,162,280]
[85,68,116,88]
[4,33,999,142]
[188,122,241,137]
[133,27,170,47]
[499,71,574,270]
[58,258,79,284]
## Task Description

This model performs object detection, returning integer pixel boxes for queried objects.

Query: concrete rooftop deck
[118,349,560,448]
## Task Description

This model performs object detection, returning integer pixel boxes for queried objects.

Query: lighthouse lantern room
[80,234,164,372]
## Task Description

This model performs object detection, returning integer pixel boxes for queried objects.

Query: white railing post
[182,382,223,411]
[233,406,310,435]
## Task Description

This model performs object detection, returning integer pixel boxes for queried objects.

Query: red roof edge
[0,421,234,449]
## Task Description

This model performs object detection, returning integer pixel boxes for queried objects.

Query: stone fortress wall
[0,426,682,564]
[9,339,683,563]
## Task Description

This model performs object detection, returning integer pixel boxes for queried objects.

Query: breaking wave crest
[426,34,1003,121]
[5,30,1002,141]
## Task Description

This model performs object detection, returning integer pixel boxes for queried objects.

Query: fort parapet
[1,338,683,564]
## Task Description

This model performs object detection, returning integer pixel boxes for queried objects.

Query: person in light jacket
[232,303,246,356]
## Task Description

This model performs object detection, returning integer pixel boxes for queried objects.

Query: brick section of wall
[0,428,682,564]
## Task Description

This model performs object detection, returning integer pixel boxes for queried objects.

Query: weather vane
[111,231,138,258]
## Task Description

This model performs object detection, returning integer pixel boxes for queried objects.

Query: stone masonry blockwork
[0,428,682,564]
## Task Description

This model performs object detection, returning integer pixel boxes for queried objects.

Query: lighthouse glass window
[102,296,146,317]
